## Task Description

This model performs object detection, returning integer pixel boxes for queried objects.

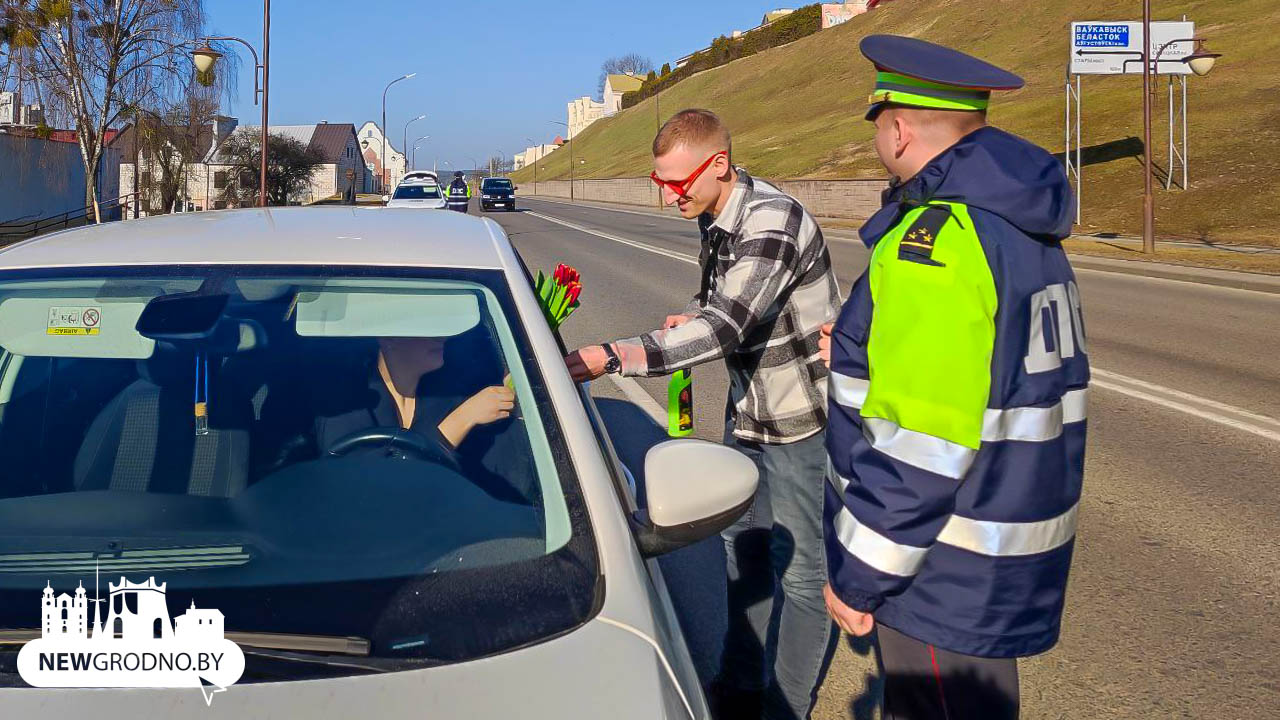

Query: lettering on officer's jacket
[1024,281,1087,374]
[897,205,951,267]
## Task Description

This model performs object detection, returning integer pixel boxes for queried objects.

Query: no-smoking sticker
[47,306,102,336]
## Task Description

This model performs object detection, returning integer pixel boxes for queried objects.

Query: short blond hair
[653,108,732,159]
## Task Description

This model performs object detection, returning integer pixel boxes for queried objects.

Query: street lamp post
[526,137,537,195]
[549,121,572,201]
[412,136,430,170]
[381,73,416,192]
[1140,2,1222,256]
[403,114,426,173]
[193,1,271,207]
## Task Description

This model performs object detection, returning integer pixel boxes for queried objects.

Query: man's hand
[664,314,694,329]
[824,583,874,637]
[565,345,609,383]
[819,322,834,368]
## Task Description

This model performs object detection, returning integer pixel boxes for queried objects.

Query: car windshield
[0,266,598,673]
[481,179,512,191]
[392,184,441,199]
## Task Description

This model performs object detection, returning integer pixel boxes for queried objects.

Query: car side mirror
[632,440,758,557]
[382,195,391,203]
[514,185,519,190]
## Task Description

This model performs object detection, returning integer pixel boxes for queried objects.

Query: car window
[392,184,441,199]
[0,266,598,675]
[481,179,513,191]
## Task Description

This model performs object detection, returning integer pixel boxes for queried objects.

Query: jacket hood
[860,126,1075,246]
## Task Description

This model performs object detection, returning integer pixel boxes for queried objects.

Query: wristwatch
[601,344,622,375]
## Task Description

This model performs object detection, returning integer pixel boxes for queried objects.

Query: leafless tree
[130,90,219,214]
[2,0,223,219]
[597,53,652,100]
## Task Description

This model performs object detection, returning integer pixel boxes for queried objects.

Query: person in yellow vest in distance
[445,171,471,213]
[820,35,1088,720]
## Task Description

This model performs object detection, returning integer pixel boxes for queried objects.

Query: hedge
[621,4,822,110]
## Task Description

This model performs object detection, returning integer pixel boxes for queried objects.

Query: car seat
[73,343,253,498]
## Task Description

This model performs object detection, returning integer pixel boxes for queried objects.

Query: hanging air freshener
[194,352,210,436]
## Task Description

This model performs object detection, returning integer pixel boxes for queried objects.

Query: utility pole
[1141,0,1155,255]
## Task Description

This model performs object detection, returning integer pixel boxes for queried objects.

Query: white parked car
[384,180,446,209]
[0,207,757,719]
[402,170,439,185]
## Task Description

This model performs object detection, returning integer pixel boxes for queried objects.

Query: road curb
[519,195,1280,294]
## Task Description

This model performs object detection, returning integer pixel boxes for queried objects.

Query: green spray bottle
[667,369,694,437]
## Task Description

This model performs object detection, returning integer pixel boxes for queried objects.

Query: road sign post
[1065,19,1198,236]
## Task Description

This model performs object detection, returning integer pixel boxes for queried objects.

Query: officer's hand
[664,314,694,329]
[825,583,875,637]
[819,322,834,368]
[566,346,608,383]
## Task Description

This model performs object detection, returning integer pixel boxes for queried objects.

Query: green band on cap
[871,71,990,112]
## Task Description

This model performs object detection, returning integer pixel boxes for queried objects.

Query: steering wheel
[326,427,460,471]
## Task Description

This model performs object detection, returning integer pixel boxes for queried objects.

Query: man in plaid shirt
[567,109,841,720]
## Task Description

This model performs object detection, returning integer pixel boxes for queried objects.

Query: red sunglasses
[650,151,728,199]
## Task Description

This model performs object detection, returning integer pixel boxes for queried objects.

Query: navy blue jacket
[825,127,1089,657]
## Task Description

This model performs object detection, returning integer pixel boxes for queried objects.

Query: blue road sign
[1074,24,1130,48]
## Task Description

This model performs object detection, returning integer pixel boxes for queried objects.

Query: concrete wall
[0,134,86,223]
[519,176,887,219]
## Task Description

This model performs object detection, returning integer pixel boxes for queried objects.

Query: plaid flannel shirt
[612,170,841,444]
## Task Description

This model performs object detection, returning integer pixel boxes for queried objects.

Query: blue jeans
[718,419,834,720]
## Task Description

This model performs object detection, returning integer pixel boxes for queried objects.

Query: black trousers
[876,624,1020,720]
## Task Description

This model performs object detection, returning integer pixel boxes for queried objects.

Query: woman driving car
[316,336,515,460]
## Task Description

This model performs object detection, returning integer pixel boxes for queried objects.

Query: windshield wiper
[0,628,369,656]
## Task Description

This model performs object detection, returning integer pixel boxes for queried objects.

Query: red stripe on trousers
[928,644,952,720]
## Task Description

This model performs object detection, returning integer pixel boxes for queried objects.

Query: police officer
[446,170,471,213]
[820,35,1088,719]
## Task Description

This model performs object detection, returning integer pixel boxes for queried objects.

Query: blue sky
[208,1,796,171]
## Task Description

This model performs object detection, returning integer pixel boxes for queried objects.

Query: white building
[174,601,225,640]
[515,143,560,171]
[567,96,605,140]
[356,121,406,192]
[603,73,645,116]
[41,582,88,638]
[110,119,367,212]
[102,576,172,641]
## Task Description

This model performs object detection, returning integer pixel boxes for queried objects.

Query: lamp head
[1185,51,1221,76]
[191,44,221,74]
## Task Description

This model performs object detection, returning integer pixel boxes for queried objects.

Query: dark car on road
[479,177,517,212]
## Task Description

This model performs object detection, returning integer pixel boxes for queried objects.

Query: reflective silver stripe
[937,503,1079,557]
[830,372,870,410]
[981,388,1089,443]
[863,417,976,480]
[828,473,929,577]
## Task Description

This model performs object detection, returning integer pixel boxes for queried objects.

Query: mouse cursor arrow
[199,676,227,706]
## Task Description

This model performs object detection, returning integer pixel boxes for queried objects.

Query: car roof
[0,207,509,271]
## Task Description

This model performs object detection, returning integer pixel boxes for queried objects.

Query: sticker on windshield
[47,306,102,336]
[17,572,245,705]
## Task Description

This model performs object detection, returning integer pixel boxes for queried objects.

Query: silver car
[0,207,756,718]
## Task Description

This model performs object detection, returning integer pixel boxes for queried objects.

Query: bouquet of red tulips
[535,263,583,330]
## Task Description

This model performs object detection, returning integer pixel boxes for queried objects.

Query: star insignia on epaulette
[898,206,951,267]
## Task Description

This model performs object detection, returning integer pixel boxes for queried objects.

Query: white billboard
[1070,21,1195,75]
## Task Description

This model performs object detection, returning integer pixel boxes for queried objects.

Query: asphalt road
[481,197,1280,719]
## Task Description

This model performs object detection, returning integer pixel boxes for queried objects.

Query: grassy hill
[514,0,1279,246]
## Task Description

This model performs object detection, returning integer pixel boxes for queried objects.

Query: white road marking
[524,210,698,265]
[529,205,1279,442]
[1091,369,1280,443]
